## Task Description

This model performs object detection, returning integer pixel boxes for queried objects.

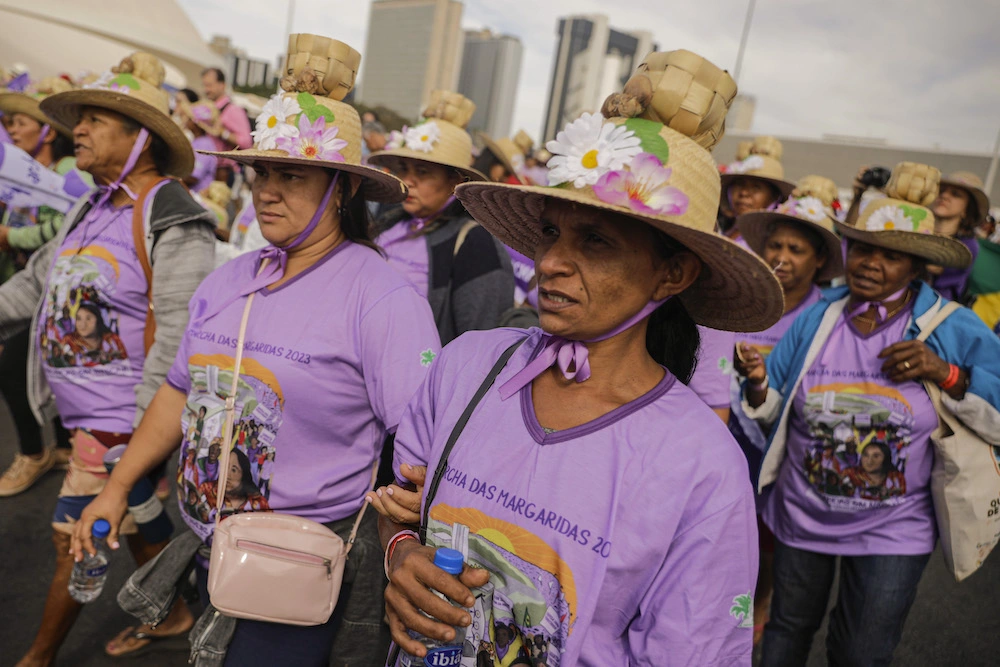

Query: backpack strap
[916,300,962,343]
[452,220,478,257]
[131,177,173,356]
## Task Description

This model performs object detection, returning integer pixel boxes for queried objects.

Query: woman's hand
[735,343,766,383]
[879,340,951,384]
[384,540,489,657]
[365,463,426,525]
[71,478,130,561]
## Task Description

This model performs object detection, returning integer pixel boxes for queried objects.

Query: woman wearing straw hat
[929,171,990,301]
[0,52,217,665]
[741,163,1000,664]
[729,178,845,645]
[368,92,514,344]
[176,98,222,195]
[0,76,93,497]
[73,36,438,665]
[367,50,783,665]
[475,129,533,184]
[719,137,795,247]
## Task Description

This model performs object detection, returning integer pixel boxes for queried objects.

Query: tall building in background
[542,15,655,141]
[457,29,523,140]
[358,0,464,121]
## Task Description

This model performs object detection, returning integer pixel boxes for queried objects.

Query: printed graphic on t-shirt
[177,353,281,539]
[41,246,131,372]
[427,505,574,667]
[801,382,913,511]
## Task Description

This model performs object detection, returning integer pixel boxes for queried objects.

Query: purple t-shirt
[689,326,735,409]
[38,203,148,432]
[166,242,440,541]
[189,135,218,194]
[376,222,429,298]
[933,236,979,302]
[762,303,938,555]
[394,328,757,666]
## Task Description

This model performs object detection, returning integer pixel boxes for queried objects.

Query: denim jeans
[760,539,931,667]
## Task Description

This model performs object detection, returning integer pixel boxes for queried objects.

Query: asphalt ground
[1,403,998,666]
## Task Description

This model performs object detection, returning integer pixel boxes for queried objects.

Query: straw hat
[720,135,795,201]
[938,171,990,223]
[737,196,844,283]
[480,129,534,184]
[40,53,194,177]
[836,162,972,269]
[0,76,76,136]
[203,35,405,202]
[179,98,221,136]
[368,90,486,182]
[456,50,784,333]
[794,174,844,220]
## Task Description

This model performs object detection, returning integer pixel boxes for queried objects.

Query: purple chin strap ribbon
[498,296,670,400]
[192,171,341,326]
[819,285,909,366]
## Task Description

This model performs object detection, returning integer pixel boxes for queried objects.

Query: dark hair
[329,169,379,252]
[645,230,701,384]
[228,448,261,498]
[472,149,508,181]
[764,220,826,257]
[119,115,171,175]
[201,67,225,84]
[180,88,200,103]
[75,302,110,337]
[861,441,895,475]
[51,132,74,162]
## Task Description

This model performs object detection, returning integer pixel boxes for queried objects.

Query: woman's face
[861,445,885,474]
[384,158,459,217]
[533,200,700,340]
[8,113,46,155]
[728,178,777,216]
[250,163,342,248]
[845,241,919,302]
[75,308,99,338]
[226,451,242,493]
[931,184,970,222]
[763,223,826,298]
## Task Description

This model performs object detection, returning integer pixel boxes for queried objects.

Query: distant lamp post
[732,0,757,85]
[986,125,1000,204]
[285,0,296,45]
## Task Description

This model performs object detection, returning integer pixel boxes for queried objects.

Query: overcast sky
[177,0,1000,154]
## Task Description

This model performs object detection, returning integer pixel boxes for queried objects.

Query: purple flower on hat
[276,115,347,162]
[191,106,214,124]
[592,152,689,216]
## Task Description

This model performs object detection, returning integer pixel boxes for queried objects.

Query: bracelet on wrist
[384,530,419,578]
[938,364,961,390]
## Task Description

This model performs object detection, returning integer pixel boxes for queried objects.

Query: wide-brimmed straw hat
[480,129,534,184]
[794,174,844,220]
[0,76,76,137]
[455,50,784,333]
[178,98,220,136]
[720,135,795,202]
[202,35,405,203]
[40,53,194,177]
[368,90,486,182]
[836,162,972,269]
[737,195,845,283]
[938,171,990,223]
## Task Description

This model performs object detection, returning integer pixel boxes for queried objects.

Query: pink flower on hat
[276,115,347,162]
[592,152,689,216]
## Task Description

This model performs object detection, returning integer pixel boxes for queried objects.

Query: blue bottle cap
[433,548,465,575]
[92,519,111,539]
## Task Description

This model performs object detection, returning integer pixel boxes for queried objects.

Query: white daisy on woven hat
[201,34,405,203]
[455,49,784,333]
[836,161,972,268]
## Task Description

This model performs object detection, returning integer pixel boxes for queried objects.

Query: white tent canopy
[0,0,223,89]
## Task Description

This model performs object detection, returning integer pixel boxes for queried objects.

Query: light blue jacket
[745,281,1000,492]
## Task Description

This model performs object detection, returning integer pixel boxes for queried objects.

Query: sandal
[104,624,191,658]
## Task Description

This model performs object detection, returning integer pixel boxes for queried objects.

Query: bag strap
[131,177,172,356]
[916,300,962,343]
[452,220,478,257]
[420,338,526,541]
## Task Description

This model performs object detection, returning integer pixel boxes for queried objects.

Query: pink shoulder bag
[207,259,377,626]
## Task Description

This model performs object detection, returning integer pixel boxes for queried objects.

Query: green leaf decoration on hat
[295,92,336,124]
[900,204,927,227]
[624,118,670,165]
[110,73,140,90]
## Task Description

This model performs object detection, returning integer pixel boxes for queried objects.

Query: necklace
[852,291,912,329]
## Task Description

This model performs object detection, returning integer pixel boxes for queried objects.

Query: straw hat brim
[479,134,527,185]
[455,181,785,333]
[738,211,844,283]
[40,89,194,178]
[368,148,487,183]
[939,177,990,223]
[834,221,972,269]
[200,149,407,203]
[720,173,796,201]
[0,92,74,137]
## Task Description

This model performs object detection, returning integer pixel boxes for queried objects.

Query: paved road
[1,404,998,666]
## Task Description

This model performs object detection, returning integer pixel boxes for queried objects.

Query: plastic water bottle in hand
[400,548,468,667]
[68,519,112,603]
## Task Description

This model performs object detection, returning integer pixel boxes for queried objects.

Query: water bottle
[103,444,173,544]
[400,548,467,667]
[68,519,111,603]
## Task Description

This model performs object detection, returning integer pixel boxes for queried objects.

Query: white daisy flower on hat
[405,121,441,153]
[795,196,827,222]
[545,112,643,188]
[865,204,908,232]
[252,95,302,150]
